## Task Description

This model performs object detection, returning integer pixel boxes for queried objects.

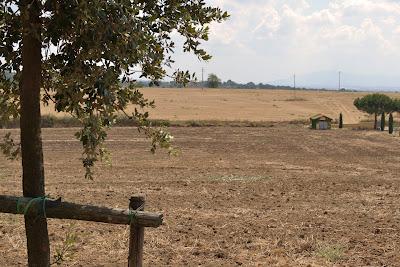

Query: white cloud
[172,0,400,85]
[252,6,281,37]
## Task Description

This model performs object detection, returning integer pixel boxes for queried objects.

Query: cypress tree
[389,113,394,134]
[381,113,386,131]
[339,113,343,129]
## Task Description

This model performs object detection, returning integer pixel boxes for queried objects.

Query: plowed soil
[1,125,400,266]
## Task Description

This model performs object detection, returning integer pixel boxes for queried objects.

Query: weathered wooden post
[128,196,145,267]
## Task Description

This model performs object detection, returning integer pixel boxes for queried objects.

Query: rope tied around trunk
[17,196,48,218]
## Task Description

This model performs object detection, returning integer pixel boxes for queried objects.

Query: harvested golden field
[41,88,400,124]
[1,125,400,266]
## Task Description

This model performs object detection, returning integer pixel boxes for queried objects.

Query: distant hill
[270,71,400,91]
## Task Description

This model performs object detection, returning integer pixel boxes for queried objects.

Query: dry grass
[40,88,400,124]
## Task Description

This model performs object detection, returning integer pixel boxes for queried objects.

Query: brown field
[1,124,400,266]
[41,88,400,124]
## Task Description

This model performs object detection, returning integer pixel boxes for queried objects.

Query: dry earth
[1,125,400,266]
[41,88,400,124]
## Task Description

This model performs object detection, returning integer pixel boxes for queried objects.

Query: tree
[392,98,400,113]
[353,94,393,130]
[339,113,343,129]
[0,1,228,266]
[207,73,221,88]
[244,82,256,89]
[224,79,238,88]
[389,113,394,134]
[381,112,386,131]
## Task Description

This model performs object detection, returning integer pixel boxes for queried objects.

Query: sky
[171,0,400,89]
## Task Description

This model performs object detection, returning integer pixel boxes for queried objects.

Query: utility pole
[294,73,296,89]
[201,68,204,90]
[293,73,296,99]
[338,71,341,90]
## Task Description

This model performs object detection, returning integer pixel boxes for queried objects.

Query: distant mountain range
[270,71,400,91]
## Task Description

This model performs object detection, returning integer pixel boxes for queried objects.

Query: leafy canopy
[207,73,220,88]
[0,0,228,178]
[390,98,400,113]
[353,93,393,115]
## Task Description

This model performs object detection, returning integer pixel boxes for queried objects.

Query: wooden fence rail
[0,194,163,266]
[0,195,162,227]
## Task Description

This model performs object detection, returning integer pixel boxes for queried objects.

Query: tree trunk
[381,113,385,132]
[20,1,50,266]
[374,113,378,130]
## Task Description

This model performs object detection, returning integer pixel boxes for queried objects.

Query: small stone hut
[310,114,332,130]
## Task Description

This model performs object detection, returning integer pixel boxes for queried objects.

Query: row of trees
[209,74,308,89]
[206,74,305,89]
[354,94,400,132]
[152,73,300,90]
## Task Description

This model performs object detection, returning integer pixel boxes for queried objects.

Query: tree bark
[381,113,385,132]
[20,1,50,266]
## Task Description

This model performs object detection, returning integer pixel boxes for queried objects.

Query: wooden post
[128,196,145,267]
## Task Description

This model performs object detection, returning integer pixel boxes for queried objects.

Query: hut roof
[310,114,333,121]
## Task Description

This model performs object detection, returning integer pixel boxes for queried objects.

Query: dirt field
[41,88,400,124]
[1,125,400,266]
